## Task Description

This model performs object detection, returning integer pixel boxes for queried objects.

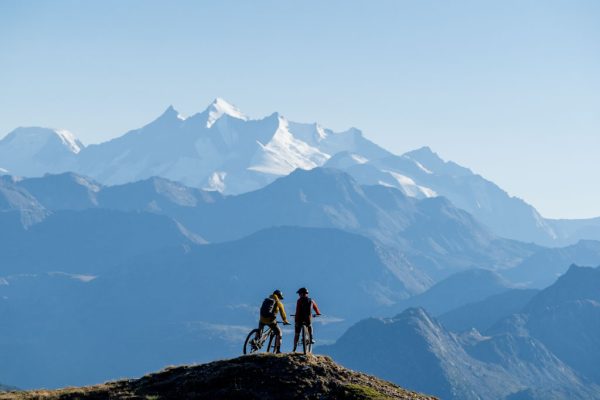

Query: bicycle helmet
[297,287,308,295]
[273,289,284,299]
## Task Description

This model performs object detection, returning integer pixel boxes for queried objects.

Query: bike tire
[243,329,261,355]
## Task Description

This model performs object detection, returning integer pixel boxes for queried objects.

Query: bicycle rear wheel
[243,329,261,355]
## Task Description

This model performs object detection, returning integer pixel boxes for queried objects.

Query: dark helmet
[273,289,284,300]
[297,287,308,295]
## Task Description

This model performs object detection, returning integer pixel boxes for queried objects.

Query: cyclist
[293,287,321,352]
[257,289,290,353]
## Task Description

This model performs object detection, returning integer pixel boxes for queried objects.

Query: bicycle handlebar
[290,314,321,317]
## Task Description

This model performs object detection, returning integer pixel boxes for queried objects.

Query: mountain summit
[0,127,83,177]
[0,354,436,400]
[205,97,247,127]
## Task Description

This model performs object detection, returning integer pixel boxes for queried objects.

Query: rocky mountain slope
[320,265,600,399]
[2,169,539,285]
[0,354,436,400]
[320,308,598,400]
[438,288,539,332]
[326,147,560,245]
[519,264,600,384]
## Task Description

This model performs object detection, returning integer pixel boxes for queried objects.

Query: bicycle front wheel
[243,329,261,355]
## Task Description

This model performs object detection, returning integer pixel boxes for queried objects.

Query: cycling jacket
[259,294,289,324]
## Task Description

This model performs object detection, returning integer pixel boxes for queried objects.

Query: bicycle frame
[243,320,285,355]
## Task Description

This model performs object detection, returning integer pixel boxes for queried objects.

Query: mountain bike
[292,314,320,354]
[243,321,284,355]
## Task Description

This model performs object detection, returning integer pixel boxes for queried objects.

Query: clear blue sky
[1,0,599,218]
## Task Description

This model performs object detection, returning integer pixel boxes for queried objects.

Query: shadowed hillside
[0,354,436,400]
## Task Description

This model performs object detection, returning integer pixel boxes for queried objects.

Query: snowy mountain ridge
[1,98,600,246]
[0,98,392,194]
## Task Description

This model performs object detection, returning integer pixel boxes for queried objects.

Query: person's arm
[312,299,322,315]
[278,300,289,324]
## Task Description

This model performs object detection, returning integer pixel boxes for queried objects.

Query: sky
[1,0,599,218]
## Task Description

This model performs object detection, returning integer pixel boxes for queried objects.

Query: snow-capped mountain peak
[0,127,83,177]
[1,127,83,155]
[247,114,329,176]
[205,98,247,128]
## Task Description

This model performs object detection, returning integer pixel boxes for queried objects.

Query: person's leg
[255,322,265,340]
[308,323,315,344]
[273,323,283,353]
[293,323,301,352]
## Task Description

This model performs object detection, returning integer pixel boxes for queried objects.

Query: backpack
[297,296,312,320]
[260,297,276,319]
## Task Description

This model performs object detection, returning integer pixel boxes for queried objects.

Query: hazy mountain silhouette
[501,240,600,287]
[321,266,600,399]
[0,208,202,275]
[389,268,516,316]
[321,307,598,399]
[439,288,539,332]
[1,167,599,391]
[3,169,539,290]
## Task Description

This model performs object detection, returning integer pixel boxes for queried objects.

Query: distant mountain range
[2,167,600,389]
[321,265,600,399]
[1,98,600,246]
[2,99,600,393]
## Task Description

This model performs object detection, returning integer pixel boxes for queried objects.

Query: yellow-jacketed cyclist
[257,289,290,353]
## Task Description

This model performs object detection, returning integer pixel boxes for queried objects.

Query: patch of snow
[55,129,83,154]
[315,124,327,140]
[247,116,329,175]
[74,175,101,192]
[206,98,247,128]
[377,180,395,188]
[419,186,437,198]
[204,171,227,192]
[383,170,437,198]
[414,160,433,174]
[350,154,369,164]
